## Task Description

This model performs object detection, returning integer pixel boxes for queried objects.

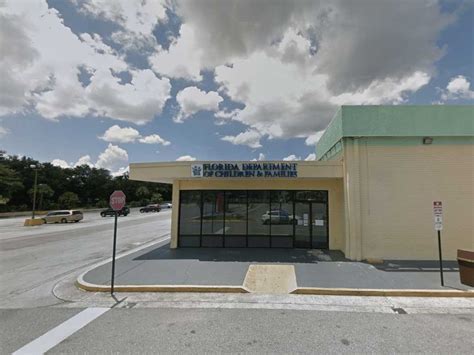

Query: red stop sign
[110,190,126,211]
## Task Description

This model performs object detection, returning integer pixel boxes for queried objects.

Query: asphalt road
[2,308,473,354]
[1,208,473,354]
[0,208,172,308]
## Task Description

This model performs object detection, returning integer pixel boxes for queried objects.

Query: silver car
[42,210,83,224]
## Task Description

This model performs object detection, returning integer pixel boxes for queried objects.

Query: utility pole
[30,165,39,219]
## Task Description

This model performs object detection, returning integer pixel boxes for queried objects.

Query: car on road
[42,210,83,224]
[261,209,297,225]
[160,202,172,209]
[139,204,161,213]
[100,206,130,217]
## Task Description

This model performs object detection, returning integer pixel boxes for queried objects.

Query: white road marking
[13,307,109,355]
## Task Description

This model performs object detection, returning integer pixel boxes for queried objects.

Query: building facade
[130,106,474,261]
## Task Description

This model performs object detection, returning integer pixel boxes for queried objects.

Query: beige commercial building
[130,106,474,261]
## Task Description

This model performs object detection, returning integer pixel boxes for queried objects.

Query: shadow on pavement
[372,260,459,272]
[134,242,349,263]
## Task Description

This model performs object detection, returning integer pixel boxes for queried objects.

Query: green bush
[58,192,80,208]
[95,200,108,208]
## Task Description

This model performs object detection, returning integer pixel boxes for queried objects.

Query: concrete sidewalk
[78,240,473,295]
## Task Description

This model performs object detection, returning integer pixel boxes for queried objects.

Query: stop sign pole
[110,190,126,295]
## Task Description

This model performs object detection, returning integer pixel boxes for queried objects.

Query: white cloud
[51,155,95,168]
[176,155,196,161]
[174,87,223,122]
[0,1,171,124]
[221,129,262,149]
[441,75,474,101]
[139,134,170,145]
[51,159,71,169]
[99,125,171,145]
[96,143,129,171]
[0,126,9,138]
[85,69,171,124]
[175,0,450,89]
[100,125,141,143]
[305,131,325,146]
[111,166,130,177]
[74,155,94,167]
[78,0,167,50]
[215,109,240,120]
[331,71,430,105]
[215,52,431,140]
[283,154,301,161]
[51,146,129,173]
[304,153,317,161]
[250,153,266,161]
[149,24,204,81]
[148,0,452,140]
[0,0,462,152]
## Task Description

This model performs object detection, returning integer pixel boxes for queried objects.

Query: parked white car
[42,210,83,224]
[261,209,297,225]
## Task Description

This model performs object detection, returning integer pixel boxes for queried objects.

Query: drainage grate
[391,307,407,314]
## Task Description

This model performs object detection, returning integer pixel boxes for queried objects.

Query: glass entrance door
[311,202,328,249]
[294,201,329,249]
[294,202,311,248]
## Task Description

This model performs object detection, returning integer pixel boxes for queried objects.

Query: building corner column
[170,179,180,248]
[343,139,363,261]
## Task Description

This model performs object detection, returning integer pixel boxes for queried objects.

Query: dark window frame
[178,189,329,249]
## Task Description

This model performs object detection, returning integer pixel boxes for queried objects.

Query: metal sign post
[433,201,444,286]
[109,190,126,295]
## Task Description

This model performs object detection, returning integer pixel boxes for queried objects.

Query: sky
[0,0,473,175]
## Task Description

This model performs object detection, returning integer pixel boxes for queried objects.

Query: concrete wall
[171,178,346,252]
[343,137,474,260]
[130,161,343,183]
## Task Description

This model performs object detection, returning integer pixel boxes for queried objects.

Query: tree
[0,151,172,212]
[136,186,150,200]
[28,184,55,210]
[0,162,24,204]
[58,192,80,208]
[150,192,163,204]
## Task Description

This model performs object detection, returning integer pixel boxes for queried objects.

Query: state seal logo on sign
[191,164,203,177]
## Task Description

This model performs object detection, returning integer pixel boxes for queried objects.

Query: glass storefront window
[202,191,224,235]
[294,190,328,202]
[247,190,270,236]
[224,191,247,235]
[178,189,328,249]
[179,191,201,235]
[270,191,294,237]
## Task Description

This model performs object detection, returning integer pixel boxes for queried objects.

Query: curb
[76,277,474,297]
[76,279,249,293]
[292,287,474,297]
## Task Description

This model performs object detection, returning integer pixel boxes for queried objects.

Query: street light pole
[30,165,38,219]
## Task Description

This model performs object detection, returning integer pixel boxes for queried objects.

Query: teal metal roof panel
[342,105,474,137]
[315,107,343,161]
[316,105,474,160]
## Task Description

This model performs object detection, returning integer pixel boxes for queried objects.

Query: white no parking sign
[433,201,443,231]
[433,201,444,286]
